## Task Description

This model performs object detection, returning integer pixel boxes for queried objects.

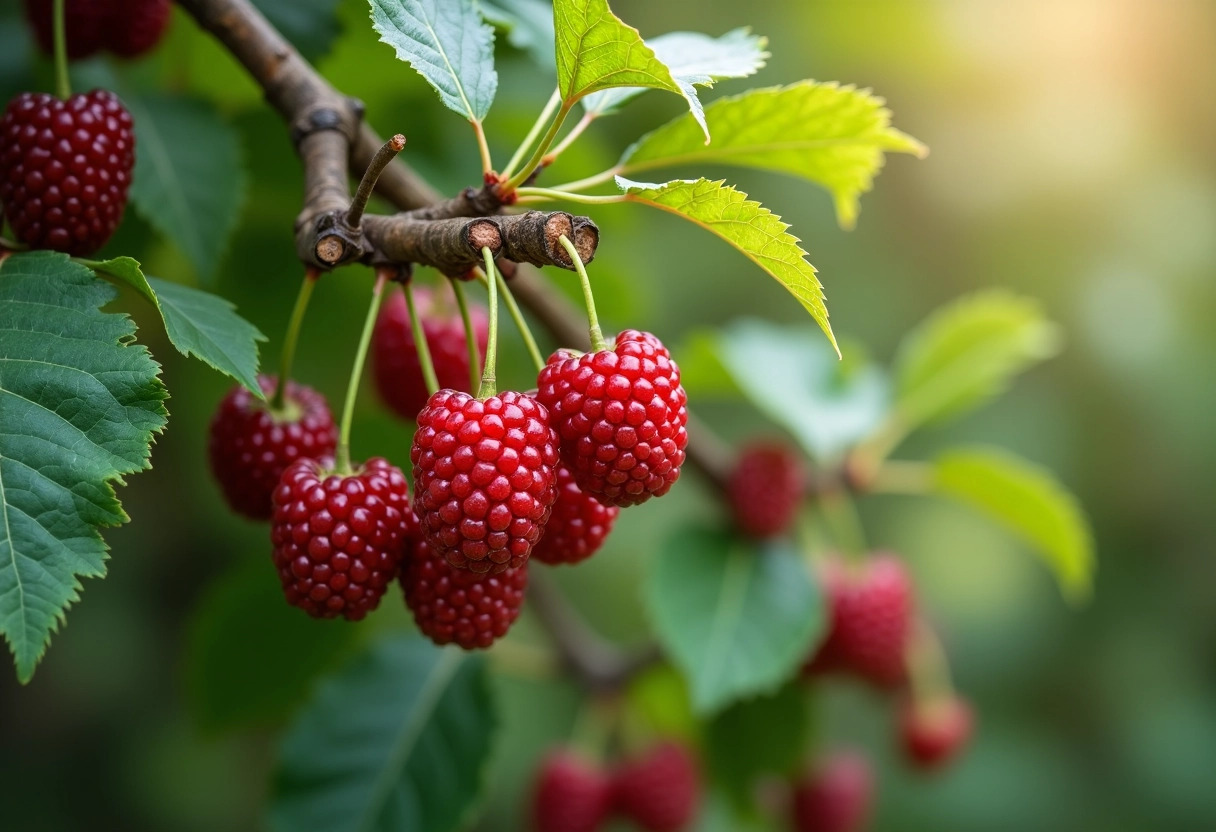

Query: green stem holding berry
[51,0,70,100]
[477,266,545,373]
[270,268,319,411]
[450,278,482,394]
[476,247,500,399]
[558,233,607,352]
[404,281,440,396]
[335,269,388,474]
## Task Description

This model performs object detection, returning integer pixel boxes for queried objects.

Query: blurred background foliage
[2,0,1215,829]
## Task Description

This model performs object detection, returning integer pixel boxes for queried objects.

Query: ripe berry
[805,554,914,688]
[791,751,873,832]
[402,533,528,649]
[612,742,700,832]
[537,330,688,507]
[899,695,974,771]
[208,375,337,520]
[532,465,619,566]
[372,285,488,421]
[24,0,171,60]
[532,750,612,832]
[1,90,135,255]
[412,389,559,573]
[270,457,412,620]
[727,441,805,538]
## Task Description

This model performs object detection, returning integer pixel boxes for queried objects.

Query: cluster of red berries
[206,285,686,649]
[533,742,700,832]
[24,0,171,60]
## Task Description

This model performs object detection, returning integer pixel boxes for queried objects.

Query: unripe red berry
[612,742,701,832]
[805,554,914,688]
[1,90,135,255]
[532,750,612,832]
[208,375,337,520]
[791,751,873,832]
[727,441,805,538]
[531,465,619,566]
[411,389,559,573]
[371,286,487,421]
[402,533,528,649]
[536,330,688,508]
[270,457,412,620]
[898,695,974,771]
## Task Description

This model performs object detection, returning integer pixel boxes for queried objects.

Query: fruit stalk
[476,247,500,399]
[484,266,545,373]
[450,278,482,394]
[335,269,388,474]
[557,234,607,352]
[52,0,70,99]
[403,281,441,396]
[270,268,319,411]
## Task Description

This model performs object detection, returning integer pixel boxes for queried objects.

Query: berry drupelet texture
[533,750,613,832]
[372,285,487,421]
[727,441,806,538]
[402,534,528,649]
[531,465,619,566]
[270,457,412,620]
[412,389,559,573]
[898,695,974,771]
[611,742,701,832]
[537,330,688,508]
[791,751,873,832]
[208,375,337,521]
[1,90,134,255]
[805,554,915,688]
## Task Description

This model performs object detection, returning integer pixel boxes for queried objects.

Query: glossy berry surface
[270,457,412,620]
[532,466,619,566]
[372,285,487,421]
[24,0,171,59]
[899,696,974,770]
[612,742,700,832]
[537,330,688,507]
[532,750,612,832]
[805,554,914,688]
[402,534,528,649]
[412,389,559,573]
[208,375,337,520]
[1,90,135,255]
[791,751,873,832]
[727,441,805,538]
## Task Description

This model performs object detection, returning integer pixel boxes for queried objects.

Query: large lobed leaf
[0,252,168,682]
[618,177,838,354]
[552,0,708,138]
[127,94,248,282]
[935,446,1095,602]
[581,28,768,118]
[895,290,1061,431]
[645,527,824,714]
[369,0,498,121]
[87,257,265,397]
[620,82,926,229]
[271,636,496,832]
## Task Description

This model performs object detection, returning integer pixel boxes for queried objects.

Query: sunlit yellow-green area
[2,0,1213,829]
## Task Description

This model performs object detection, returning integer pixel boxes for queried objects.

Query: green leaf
[480,0,554,69]
[369,0,498,121]
[126,94,247,282]
[618,177,837,354]
[645,528,824,714]
[0,251,168,682]
[895,290,1062,430]
[581,28,768,118]
[553,0,708,139]
[620,82,926,229]
[253,0,345,62]
[271,636,496,832]
[714,320,889,461]
[186,557,361,733]
[86,257,265,397]
[935,446,1095,602]
[705,682,810,811]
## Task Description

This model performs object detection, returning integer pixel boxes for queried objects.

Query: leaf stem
[543,110,597,165]
[870,460,934,495]
[52,0,70,100]
[450,278,481,394]
[501,87,561,181]
[503,99,573,192]
[545,168,621,193]
[476,248,500,399]
[335,270,387,475]
[404,282,440,397]
[270,268,319,411]
[513,187,626,206]
[557,234,607,353]
[472,120,493,176]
